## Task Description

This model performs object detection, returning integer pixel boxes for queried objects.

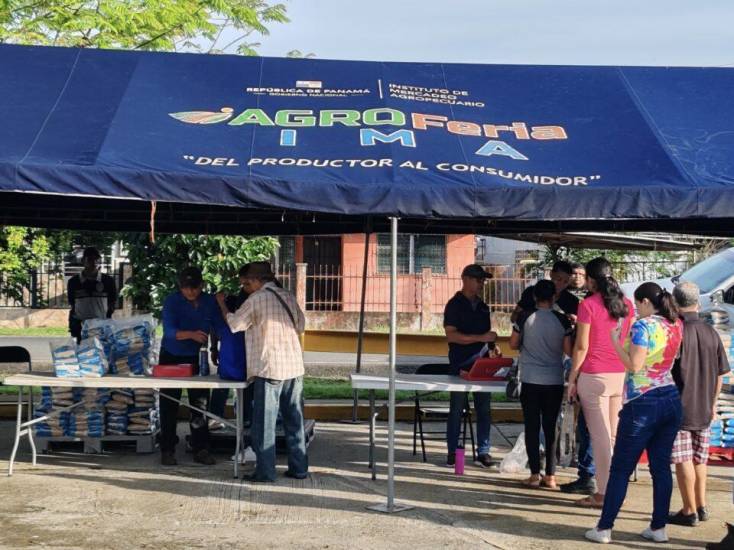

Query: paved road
[0,336,445,370]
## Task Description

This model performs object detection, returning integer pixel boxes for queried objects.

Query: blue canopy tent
[2,44,734,512]
[2,44,734,235]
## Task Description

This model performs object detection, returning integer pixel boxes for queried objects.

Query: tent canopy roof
[2,44,734,235]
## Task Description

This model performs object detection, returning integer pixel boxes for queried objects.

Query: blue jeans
[251,376,308,481]
[447,390,491,455]
[577,410,596,479]
[598,385,682,531]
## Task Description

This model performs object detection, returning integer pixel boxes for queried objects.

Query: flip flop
[574,495,603,509]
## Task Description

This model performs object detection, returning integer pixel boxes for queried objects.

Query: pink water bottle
[455,445,465,475]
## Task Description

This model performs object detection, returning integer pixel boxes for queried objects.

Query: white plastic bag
[557,400,576,468]
[77,337,109,377]
[83,315,157,375]
[500,431,528,474]
[50,338,81,378]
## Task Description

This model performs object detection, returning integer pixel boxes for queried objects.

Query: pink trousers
[578,371,626,495]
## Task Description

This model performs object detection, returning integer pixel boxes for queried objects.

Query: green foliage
[122,233,278,316]
[286,49,315,58]
[0,227,53,303]
[542,245,693,281]
[0,0,289,54]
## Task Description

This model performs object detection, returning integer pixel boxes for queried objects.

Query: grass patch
[303,377,506,402]
[0,377,506,403]
[0,326,165,337]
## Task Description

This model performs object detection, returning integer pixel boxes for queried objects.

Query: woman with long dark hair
[567,258,635,508]
[585,282,683,544]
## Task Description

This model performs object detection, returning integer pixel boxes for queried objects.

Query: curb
[0,400,523,423]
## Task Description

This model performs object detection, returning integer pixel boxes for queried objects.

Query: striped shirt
[225,282,305,381]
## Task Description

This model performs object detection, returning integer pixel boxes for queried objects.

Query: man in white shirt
[216,262,307,482]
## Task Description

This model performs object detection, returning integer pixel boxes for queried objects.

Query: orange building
[278,234,475,313]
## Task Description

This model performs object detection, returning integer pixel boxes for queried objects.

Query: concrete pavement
[1,419,731,549]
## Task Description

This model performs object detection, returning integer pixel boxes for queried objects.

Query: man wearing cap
[216,261,308,482]
[444,264,498,468]
[511,260,579,324]
[159,266,224,466]
[67,247,117,342]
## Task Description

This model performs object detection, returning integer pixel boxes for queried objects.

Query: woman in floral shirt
[585,282,683,545]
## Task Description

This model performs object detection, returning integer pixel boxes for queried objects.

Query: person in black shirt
[511,260,579,324]
[67,247,117,342]
[443,264,497,468]
[568,262,590,300]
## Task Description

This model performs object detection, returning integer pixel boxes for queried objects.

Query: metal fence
[293,259,692,313]
[287,265,536,313]
[0,264,126,309]
[0,258,694,312]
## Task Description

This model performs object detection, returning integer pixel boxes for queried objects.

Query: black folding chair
[0,346,33,371]
[0,346,33,414]
[412,363,476,462]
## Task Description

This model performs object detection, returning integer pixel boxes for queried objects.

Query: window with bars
[376,234,446,274]
[277,236,296,270]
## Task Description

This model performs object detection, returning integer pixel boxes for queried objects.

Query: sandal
[574,495,604,509]
[521,476,542,488]
[541,476,558,490]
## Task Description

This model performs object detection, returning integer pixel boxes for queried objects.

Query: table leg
[369,390,376,481]
[235,387,243,479]
[26,386,36,466]
[8,387,23,476]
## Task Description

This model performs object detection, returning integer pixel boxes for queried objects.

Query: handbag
[505,359,521,400]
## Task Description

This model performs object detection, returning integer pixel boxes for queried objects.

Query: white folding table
[4,372,249,478]
[350,373,507,479]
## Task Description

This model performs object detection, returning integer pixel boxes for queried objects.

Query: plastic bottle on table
[199,339,210,377]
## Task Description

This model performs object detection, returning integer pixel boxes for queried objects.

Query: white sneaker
[208,419,225,431]
[641,527,668,543]
[231,447,256,464]
[585,528,612,544]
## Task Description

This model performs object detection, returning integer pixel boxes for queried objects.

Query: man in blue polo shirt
[159,266,225,466]
[444,264,498,467]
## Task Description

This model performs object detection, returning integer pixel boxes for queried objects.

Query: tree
[122,233,278,316]
[542,245,694,282]
[0,227,54,304]
[0,0,289,55]
[0,0,295,312]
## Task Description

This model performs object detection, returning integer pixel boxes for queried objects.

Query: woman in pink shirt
[568,257,635,508]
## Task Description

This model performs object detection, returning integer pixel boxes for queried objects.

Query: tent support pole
[345,220,371,424]
[368,216,412,514]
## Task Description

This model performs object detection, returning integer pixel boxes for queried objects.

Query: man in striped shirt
[216,262,308,482]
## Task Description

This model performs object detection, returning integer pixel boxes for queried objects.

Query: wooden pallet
[35,431,159,454]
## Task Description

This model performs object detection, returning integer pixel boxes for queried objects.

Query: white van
[621,247,734,312]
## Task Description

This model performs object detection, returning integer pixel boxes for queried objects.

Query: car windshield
[679,248,734,294]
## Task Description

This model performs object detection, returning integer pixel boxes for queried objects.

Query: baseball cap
[178,266,203,288]
[461,264,492,280]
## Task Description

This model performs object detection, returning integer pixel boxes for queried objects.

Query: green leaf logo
[169,107,234,124]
